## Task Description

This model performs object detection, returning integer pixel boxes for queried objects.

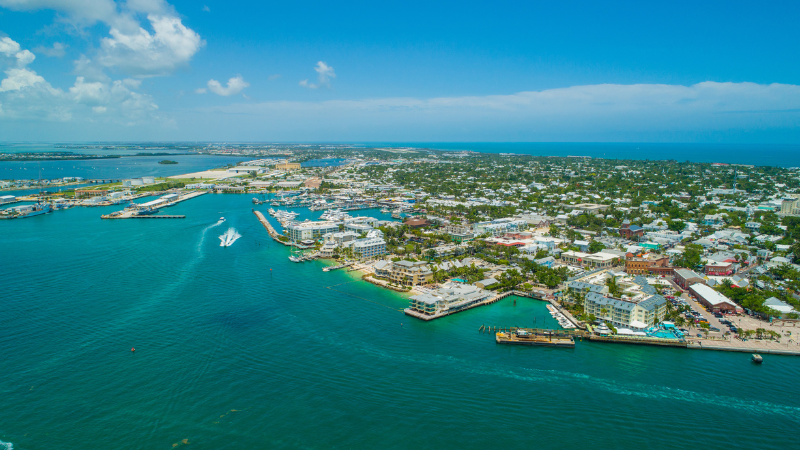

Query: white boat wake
[219,227,241,247]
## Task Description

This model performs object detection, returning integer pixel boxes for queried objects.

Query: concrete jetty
[101,191,206,219]
[253,210,292,246]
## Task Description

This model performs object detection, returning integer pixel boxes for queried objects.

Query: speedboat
[219,217,225,222]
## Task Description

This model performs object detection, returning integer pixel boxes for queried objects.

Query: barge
[496,328,575,348]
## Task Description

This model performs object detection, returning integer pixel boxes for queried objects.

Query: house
[625,255,673,276]
[515,214,553,228]
[763,297,796,316]
[474,278,498,289]
[574,240,590,252]
[404,217,430,228]
[620,220,644,239]
[705,261,734,276]
[674,268,705,290]
[535,256,555,268]
[702,214,726,227]
[561,251,617,270]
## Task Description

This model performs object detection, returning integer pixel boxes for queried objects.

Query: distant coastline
[355,142,800,167]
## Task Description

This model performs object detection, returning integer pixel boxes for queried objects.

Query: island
[158,160,179,164]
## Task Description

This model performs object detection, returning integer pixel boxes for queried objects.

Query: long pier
[101,191,206,219]
[253,210,292,246]
[130,215,185,219]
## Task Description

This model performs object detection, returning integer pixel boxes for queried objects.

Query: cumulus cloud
[0,68,47,92]
[99,14,204,77]
[0,36,21,55]
[0,0,204,77]
[202,82,800,140]
[0,34,161,123]
[34,42,67,57]
[204,75,249,96]
[299,61,335,89]
[0,36,35,68]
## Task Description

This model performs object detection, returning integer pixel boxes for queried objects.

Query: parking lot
[679,292,800,347]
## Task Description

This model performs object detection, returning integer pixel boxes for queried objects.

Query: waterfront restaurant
[408,282,493,317]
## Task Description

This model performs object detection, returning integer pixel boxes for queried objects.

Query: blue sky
[0,0,798,142]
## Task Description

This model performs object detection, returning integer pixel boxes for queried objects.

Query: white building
[286,220,340,242]
[352,237,387,259]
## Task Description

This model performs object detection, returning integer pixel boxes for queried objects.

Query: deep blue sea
[2,193,800,450]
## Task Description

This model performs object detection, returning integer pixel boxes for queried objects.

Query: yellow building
[275,162,301,171]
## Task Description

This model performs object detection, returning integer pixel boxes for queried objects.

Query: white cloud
[195,87,206,94]
[34,42,67,57]
[0,36,35,67]
[202,5,209,12]
[202,82,800,140]
[15,49,35,67]
[99,14,204,77]
[0,36,21,56]
[206,75,249,96]
[0,0,204,77]
[0,34,162,124]
[0,68,47,92]
[299,61,335,89]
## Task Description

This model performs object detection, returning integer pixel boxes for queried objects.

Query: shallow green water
[1,194,799,450]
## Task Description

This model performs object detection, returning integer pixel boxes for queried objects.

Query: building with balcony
[285,220,340,242]
[584,292,667,329]
[408,282,493,317]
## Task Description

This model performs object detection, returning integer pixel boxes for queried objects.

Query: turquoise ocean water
[2,193,800,450]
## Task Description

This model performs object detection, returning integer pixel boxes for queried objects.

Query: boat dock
[323,262,353,272]
[101,191,206,219]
